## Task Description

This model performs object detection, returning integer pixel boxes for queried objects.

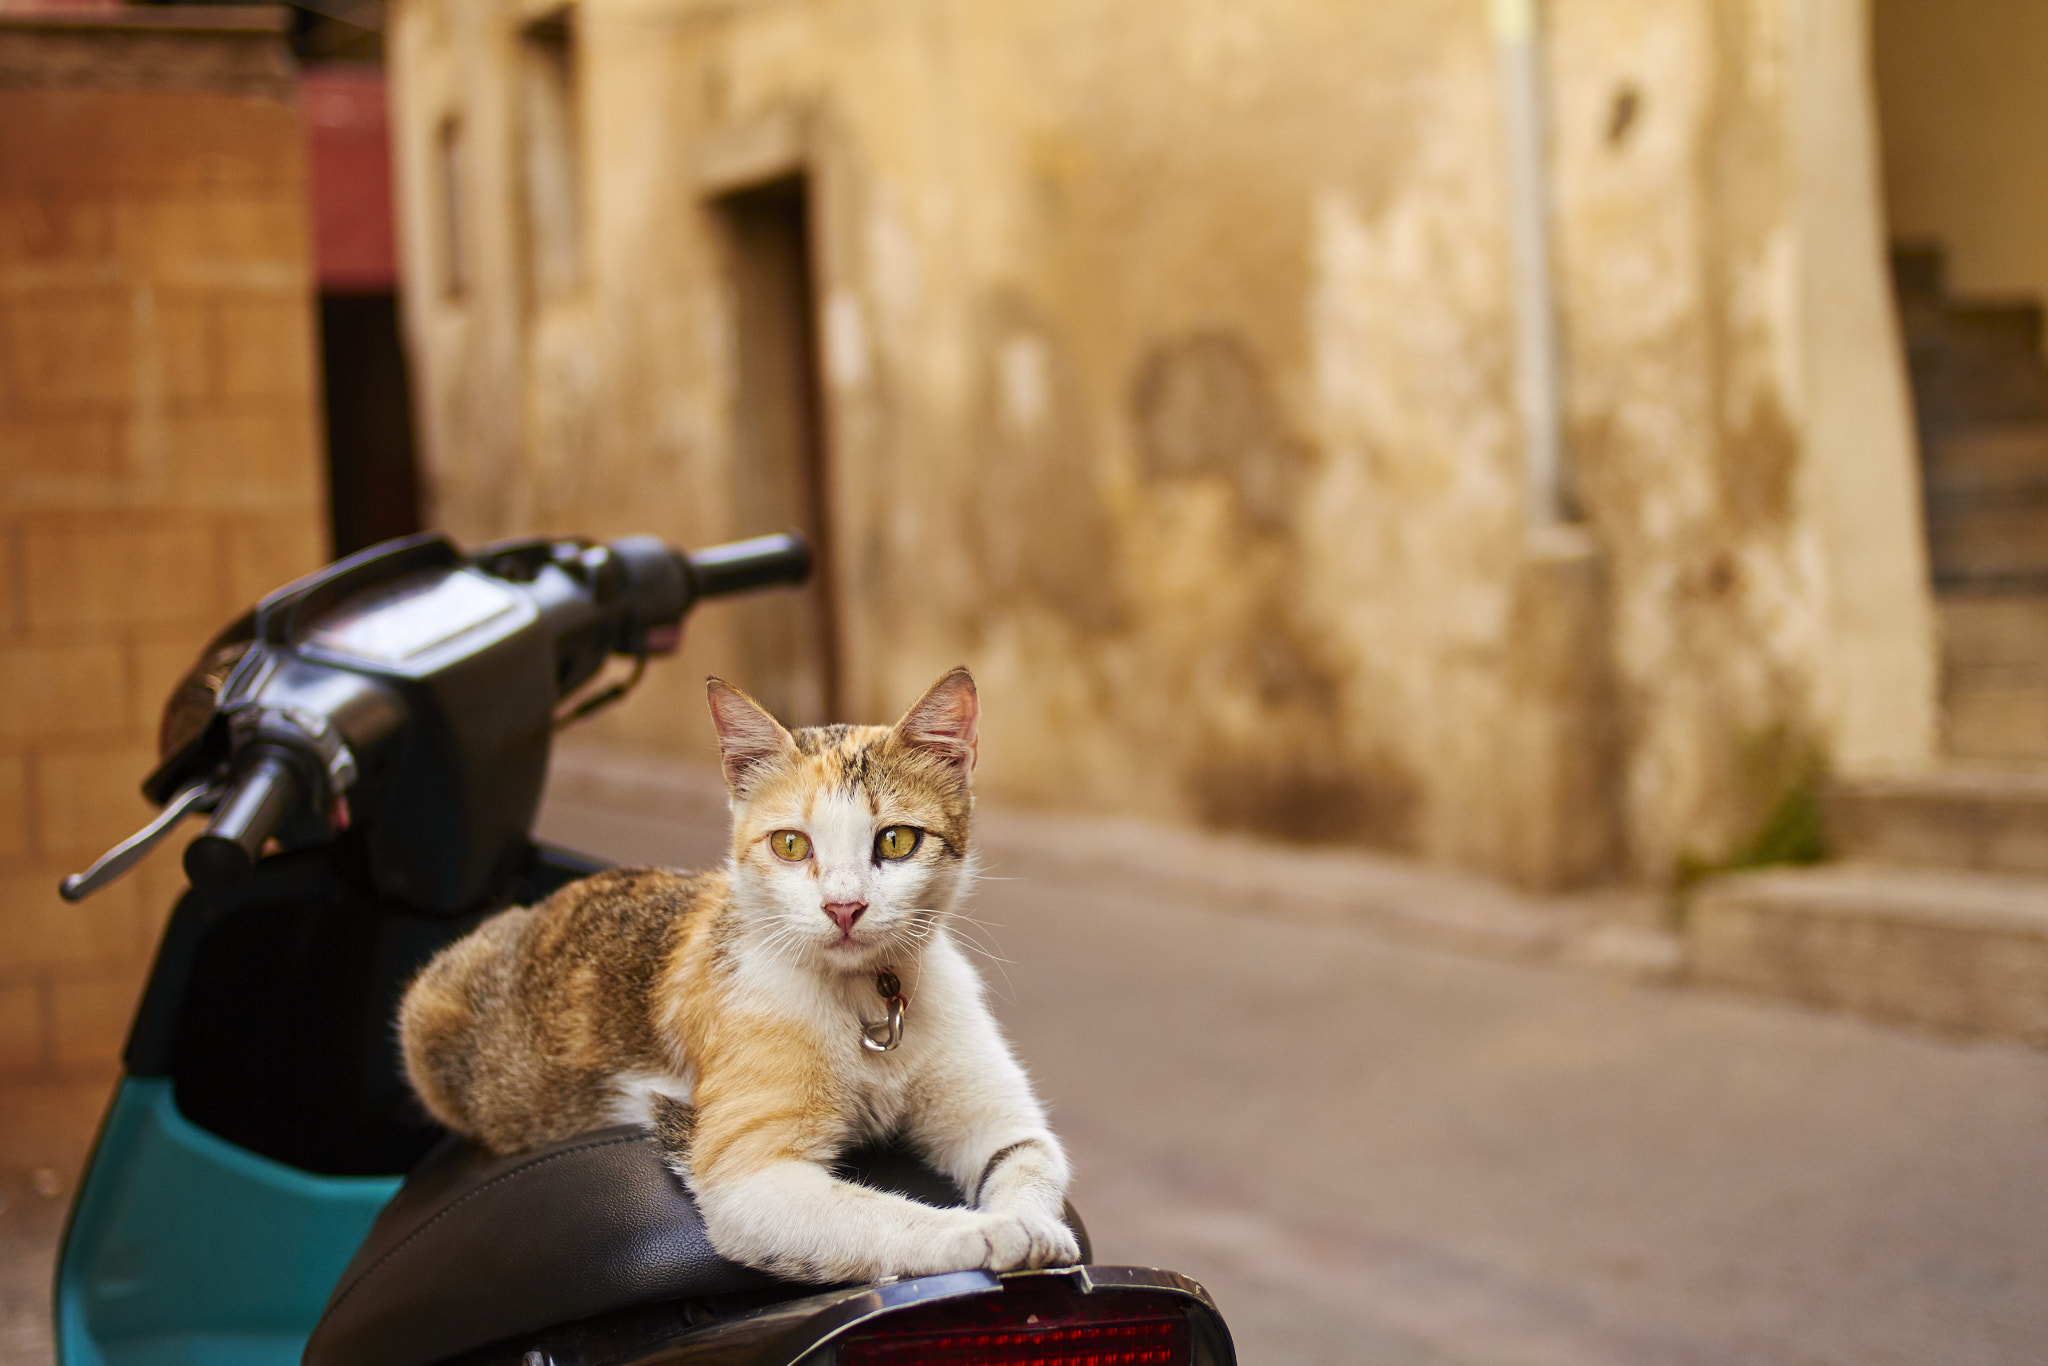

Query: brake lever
[59,780,225,903]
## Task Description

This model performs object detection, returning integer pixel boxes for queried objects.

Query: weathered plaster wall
[1794,0,1937,780]
[389,0,1934,886]
[1492,0,1925,874]
[1549,0,1931,874]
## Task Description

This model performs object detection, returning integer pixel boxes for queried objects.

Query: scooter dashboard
[296,567,535,676]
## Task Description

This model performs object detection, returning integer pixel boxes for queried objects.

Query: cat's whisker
[756,923,812,968]
[941,916,1019,997]
[892,915,935,943]
[954,937,1017,967]
[948,910,1016,953]
[947,909,1013,943]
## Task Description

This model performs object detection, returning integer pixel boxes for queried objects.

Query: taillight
[838,1284,1190,1366]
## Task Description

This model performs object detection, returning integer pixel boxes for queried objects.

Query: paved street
[979,846,2048,1366]
[541,752,2048,1366]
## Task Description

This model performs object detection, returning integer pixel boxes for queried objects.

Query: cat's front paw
[975,1208,1081,1272]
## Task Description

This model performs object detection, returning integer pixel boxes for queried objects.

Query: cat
[397,666,1080,1284]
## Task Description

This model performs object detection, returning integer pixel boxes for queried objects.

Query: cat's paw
[974,1208,1081,1272]
[890,1214,1004,1278]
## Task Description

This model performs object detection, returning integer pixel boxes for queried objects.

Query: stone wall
[390,0,1933,888]
[0,10,325,1080]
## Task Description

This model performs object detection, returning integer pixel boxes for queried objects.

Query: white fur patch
[601,1066,694,1128]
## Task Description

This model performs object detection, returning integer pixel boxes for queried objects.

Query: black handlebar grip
[684,533,812,600]
[184,750,301,889]
[611,535,687,620]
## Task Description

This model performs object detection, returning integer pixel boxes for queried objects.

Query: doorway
[712,175,841,727]
[320,293,422,556]
[1873,0,2048,762]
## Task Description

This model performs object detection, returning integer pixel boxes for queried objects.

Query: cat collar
[862,969,906,1053]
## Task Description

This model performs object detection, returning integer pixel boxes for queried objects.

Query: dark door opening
[321,293,422,556]
[714,175,841,726]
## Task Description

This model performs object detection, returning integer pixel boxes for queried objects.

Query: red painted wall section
[302,65,398,291]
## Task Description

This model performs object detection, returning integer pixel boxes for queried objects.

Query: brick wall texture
[0,22,326,1080]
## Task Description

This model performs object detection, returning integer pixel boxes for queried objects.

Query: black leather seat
[301,1125,976,1366]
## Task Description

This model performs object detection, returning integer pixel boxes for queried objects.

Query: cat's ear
[888,666,979,777]
[706,678,796,796]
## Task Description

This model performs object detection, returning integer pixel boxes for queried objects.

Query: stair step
[1827,769,2048,873]
[1902,298,2047,355]
[1690,864,2048,1043]
[1940,591,2048,674]
[1937,300,2045,351]
[1927,426,2048,502]
[1927,502,2048,587]
[1946,689,2048,764]
[1901,317,2048,437]
[1890,242,1946,300]
[1939,593,2048,762]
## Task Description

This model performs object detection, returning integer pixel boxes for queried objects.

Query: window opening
[436,115,466,299]
[519,7,582,302]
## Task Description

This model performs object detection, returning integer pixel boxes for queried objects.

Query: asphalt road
[538,757,2048,1366]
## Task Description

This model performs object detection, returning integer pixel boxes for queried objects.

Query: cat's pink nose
[824,901,867,932]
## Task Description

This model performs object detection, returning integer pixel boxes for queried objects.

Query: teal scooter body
[56,1078,399,1366]
[49,829,599,1366]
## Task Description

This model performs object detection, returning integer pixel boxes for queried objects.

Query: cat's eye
[875,825,921,861]
[769,830,811,862]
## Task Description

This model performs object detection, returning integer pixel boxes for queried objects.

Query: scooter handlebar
[184,750,301,890]
[605,532,811,658]
[63,529,816,908]
[183,534,810,886]
[683,533,812,601]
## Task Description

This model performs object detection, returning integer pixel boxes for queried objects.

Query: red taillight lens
[838,1285,1190,1366]
[840,1316,1185,1365]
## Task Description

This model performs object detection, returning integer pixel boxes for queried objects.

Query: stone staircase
[1689,245,2048,1043]
[1899,241,2048,759]
[1690,775,2048,1042]
[1940,502,2048,760]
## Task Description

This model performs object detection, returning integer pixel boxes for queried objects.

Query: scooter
[51,529,1235,1366]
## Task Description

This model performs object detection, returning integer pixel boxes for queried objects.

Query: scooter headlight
[157,612,255,760]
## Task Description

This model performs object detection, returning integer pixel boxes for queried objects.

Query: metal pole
[1492,0,1568,527]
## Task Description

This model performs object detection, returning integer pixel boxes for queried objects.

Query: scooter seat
[302,1123,968,1366]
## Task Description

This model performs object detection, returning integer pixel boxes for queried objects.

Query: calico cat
[397,666,1079,1284]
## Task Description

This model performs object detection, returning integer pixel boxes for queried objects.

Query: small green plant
[1670,723,1828,900]
[1733,775,1827,868]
